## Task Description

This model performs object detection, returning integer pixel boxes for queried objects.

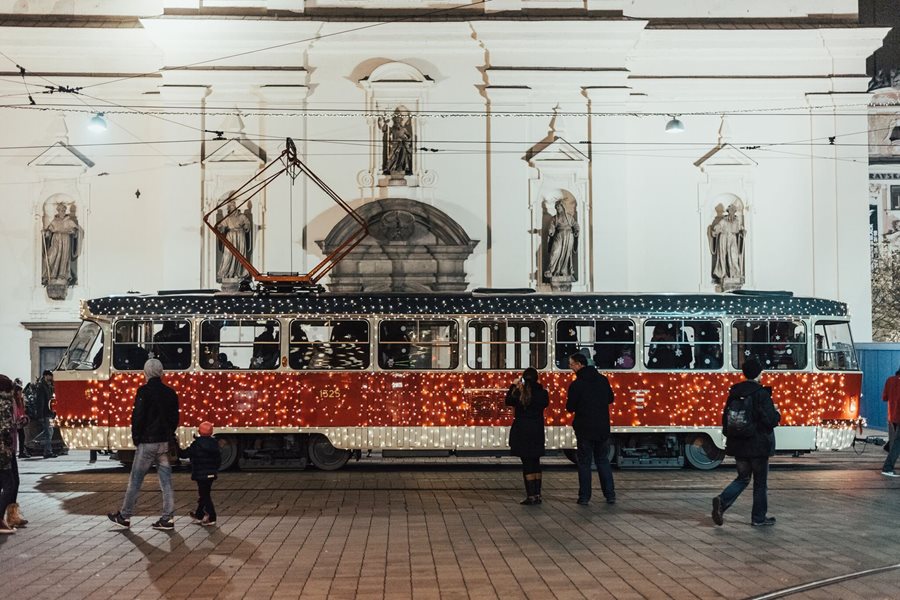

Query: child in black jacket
[187,421,221,526]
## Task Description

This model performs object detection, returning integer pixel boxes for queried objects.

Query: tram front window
[113,320,191,371]
[200,319,280,370]
[60,321,104,370]
[814,321,858,371]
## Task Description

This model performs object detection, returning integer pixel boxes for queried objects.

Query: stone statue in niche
[377,106,414,182]
[708,199,746,292]
[543,198,579,290]
[216,199,254,288]
[41,200,83,300]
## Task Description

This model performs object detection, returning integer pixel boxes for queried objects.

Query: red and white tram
[52,289,861,470]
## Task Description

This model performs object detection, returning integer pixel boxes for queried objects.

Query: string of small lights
[83,292,847,319]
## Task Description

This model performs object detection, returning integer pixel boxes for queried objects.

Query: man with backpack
[711,358,781,527]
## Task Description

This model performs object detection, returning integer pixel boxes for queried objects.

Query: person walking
[4,380,28,529]
[107,359,180,530]
[881,367,900,457]
[0,375,19,534]
[566,353,616,505]
[34,370,56,459]
[881,368,900,477]
[187,421,221,526]
[505,367,549,505]
[711,358,781,527]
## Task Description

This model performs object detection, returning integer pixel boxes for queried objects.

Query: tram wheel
[218,436,239,471]
[683,435,725,470]
[308,434,351,471]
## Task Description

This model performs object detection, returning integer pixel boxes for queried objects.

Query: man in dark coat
[712,358,780,527]
[34,370,56,459]
[108,358,180,530]
[566,353,616,505]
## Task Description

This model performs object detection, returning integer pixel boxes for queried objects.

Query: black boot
[520,477,537,505]
[534,476,542,504]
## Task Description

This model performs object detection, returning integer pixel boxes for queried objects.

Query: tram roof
[82,290,849,319]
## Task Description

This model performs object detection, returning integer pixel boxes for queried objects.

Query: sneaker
[42,453,58,459]
[751,517,777,527]
[151,518,174,531]
[711,496,724,526]
[576,498,590,505]
[188,511,204,524]
[881,471,899,478]
[107,512,130,529]
[0,520,15,534]
[201,517,216,527]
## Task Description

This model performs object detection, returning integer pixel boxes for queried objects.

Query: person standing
[34,370,56,459]
[881,367,900,456]
[505,368,549,505]
[566,353,616,505]
[13,379,28,459]
[0,375,18,534]
[107,359,180,530]
[4,380,28,529]
[712,358,781,527]
[187,421,221,526]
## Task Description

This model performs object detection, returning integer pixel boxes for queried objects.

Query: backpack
[725,389,758,439]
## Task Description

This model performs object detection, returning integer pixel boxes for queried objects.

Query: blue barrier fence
[856,343,900,431]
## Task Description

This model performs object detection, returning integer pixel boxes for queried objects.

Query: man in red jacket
[881,368,900,477]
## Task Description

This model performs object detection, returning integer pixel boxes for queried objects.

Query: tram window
[467,319,547,370]
[555,319,635,370]
[814,321,858,371]
[644,320,723,370]
[731,320,807,371]
[289,320,369,370]
[200,320,280,370]
[379,320,458,370]
[60,321,104,370]
[113,320,191,371]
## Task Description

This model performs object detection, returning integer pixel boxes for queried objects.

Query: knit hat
[198,421,214,436]
[143,358,164,379]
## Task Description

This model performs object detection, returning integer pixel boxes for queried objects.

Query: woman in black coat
[505,367,549,505]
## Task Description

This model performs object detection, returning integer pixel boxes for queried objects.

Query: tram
[51,289,861,471]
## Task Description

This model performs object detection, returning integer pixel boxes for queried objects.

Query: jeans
[883,422,900,472]
[40,417,54,456]
[719,456,769,523]
[576,437,615,501]
[121,442,174,520]
[195,479,216,521]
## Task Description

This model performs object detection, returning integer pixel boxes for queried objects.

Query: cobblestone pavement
[1,444,899,600]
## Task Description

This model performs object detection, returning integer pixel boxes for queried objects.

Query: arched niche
[317,198,478,292]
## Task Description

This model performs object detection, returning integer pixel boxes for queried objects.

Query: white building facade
[0,0,887,380]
